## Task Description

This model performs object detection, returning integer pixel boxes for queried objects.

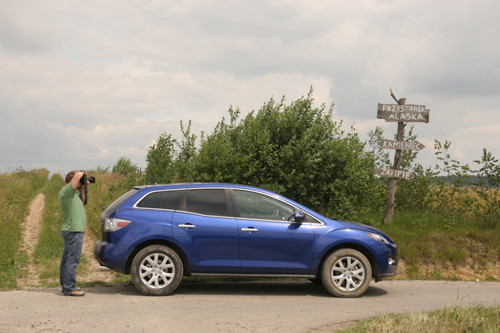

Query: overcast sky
[1,0,499,177]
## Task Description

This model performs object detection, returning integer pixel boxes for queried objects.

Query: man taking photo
[58,171,88,296]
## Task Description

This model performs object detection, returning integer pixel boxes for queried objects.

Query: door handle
[241,227,259,232]
[178,224,196,229]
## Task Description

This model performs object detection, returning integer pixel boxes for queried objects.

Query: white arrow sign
[374,168,414,180]
[380,139,425,151]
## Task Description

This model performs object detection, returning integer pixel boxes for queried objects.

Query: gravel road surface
[1,280,498,332]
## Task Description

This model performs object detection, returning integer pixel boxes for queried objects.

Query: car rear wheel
[321,248,372,297]
[131,245,183,296]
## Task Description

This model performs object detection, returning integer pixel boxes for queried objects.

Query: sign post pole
[376,90,429,224]
[383,91,406,224]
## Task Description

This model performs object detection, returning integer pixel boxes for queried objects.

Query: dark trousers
[60,231,84,293]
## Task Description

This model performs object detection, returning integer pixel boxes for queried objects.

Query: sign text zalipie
[374,168,414,180]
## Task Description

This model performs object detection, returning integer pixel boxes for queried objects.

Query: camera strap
[80,174,88,205]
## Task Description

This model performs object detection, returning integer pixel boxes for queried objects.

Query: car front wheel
[131,245,183,296]
[321,248,372,297]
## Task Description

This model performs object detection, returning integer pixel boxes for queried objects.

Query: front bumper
[376,247,398,281]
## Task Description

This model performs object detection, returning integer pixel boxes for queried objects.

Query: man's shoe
[64,290,85,296]
[61,287,81,293]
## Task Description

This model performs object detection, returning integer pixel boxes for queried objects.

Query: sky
[1,0,499,177]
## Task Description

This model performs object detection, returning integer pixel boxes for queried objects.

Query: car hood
[328,218,383,234]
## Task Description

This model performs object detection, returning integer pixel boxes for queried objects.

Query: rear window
[136,190,185,210]
[103,188,139,216]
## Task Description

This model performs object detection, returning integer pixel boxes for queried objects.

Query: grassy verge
[336,305,499,333]
[381,211,499,281]
[0,169,49,290]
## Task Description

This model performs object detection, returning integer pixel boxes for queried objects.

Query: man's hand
[70,171,86,190]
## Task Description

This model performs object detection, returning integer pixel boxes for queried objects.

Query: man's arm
[70,171,85,190]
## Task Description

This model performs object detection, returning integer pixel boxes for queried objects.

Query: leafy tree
[171,120,198,182]
[368,126,391,169]
[145,133,176,184]
[112,156,143,190]
[369,125,434,214]
[472,148,500,228]
[148,90,383,220]
[399,125,419,170]
[432,140,475,225]
[112,156,138,176]
[395,163,437,213]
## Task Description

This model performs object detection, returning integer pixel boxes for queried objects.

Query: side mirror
[294,211,305,223]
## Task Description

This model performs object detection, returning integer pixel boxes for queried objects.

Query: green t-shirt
[58,183,87,232]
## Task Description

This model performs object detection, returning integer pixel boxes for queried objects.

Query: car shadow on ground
[176,280,388,298]
[56,280,388,298]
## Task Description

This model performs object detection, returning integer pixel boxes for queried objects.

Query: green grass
[0,169,48,290]
[336,305,500,333]
[381,210,499,280]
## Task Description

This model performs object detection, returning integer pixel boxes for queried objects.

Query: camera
[80,174,96,185]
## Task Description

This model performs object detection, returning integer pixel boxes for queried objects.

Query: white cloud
[1,0,499,176]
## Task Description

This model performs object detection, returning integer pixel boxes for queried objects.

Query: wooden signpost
[376,89,430,224]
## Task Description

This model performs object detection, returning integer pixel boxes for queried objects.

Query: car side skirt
[190,273,316,279]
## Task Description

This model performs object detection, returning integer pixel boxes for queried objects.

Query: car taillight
[104,218,131,232]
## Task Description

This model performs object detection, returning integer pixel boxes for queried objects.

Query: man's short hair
[65,171,76,184]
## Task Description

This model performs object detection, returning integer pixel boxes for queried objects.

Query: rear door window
[184,189,229,216]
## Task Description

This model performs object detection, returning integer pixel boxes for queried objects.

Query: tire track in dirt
[18,193,45,288]
[18,193,115,288]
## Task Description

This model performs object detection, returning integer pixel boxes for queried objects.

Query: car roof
[135,183,264,191]
[131,183,326,223]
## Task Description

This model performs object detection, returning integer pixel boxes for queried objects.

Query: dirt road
[1,280,498,332]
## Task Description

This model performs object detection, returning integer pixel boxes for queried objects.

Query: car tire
[131,245,183,296]
[321,248,372,298]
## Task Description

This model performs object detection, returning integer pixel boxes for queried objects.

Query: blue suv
[94,183,397,297]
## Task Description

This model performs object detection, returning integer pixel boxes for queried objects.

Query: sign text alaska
[377,103,430,123]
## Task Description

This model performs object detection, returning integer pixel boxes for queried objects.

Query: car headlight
[366,232,390,245]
